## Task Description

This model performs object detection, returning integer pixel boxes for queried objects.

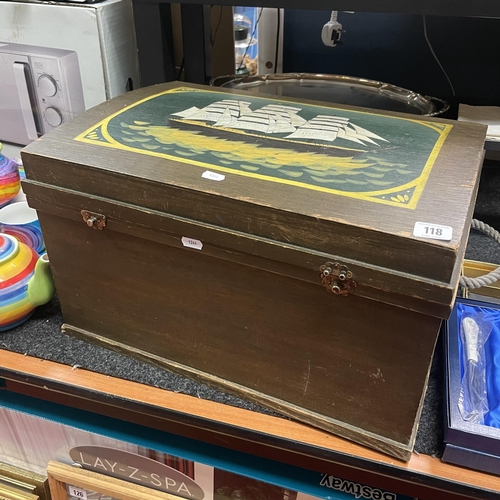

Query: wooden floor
[0,349,499,500]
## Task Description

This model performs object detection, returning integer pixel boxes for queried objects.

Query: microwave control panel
[30,53,85,134]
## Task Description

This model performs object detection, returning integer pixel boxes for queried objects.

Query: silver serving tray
[210,73,449,117]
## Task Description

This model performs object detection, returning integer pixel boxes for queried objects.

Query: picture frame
[0,462,49,500]
[0,482,39,500]
[46,461,184,500]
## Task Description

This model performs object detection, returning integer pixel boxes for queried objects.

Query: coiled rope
[460,219,500,289]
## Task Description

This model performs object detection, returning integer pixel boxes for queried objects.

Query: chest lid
[21,82,487,318]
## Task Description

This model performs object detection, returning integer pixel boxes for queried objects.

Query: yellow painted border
[76,87,453,209]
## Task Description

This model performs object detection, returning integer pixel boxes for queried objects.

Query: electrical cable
[274,8,280,73]
[177,57,185,81]
[211,5,224,48]
[423,15,456,97]
[237,8,263,73]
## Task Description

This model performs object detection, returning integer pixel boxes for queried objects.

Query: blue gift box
[443,297,500,475]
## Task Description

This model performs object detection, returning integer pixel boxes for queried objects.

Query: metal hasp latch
[81,210,106,230]
[319,261,357,296]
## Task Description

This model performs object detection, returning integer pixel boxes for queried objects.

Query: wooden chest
[21,82,487,460]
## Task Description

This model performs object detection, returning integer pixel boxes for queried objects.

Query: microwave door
[13,62,40,141]
[0,53,40,145]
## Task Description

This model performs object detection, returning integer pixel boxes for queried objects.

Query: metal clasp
[81,210,106,230]
[319,261,357,296]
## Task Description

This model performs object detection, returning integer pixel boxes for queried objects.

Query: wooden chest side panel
[22,181,455,317]
[39,211,441,456]
[22,154,457,283]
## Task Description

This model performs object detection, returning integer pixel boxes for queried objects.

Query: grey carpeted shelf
[1,165,499,459]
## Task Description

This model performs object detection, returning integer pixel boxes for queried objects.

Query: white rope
[460,219,500,289]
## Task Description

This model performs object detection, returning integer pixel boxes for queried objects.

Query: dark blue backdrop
[283,12,500,114]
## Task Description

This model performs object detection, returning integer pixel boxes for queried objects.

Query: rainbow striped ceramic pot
[0,144,20,208]
[0,234,55,331]
[0,202,45,255]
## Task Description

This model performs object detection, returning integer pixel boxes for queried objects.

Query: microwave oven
[0,42,85,146]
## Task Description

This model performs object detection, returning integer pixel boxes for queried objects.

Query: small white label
[413,221,453,241]
[202,170,225,182]
[181,237,203,250]
[68,486,87,499]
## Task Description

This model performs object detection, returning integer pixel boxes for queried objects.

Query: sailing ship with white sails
[170,99,388,152]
